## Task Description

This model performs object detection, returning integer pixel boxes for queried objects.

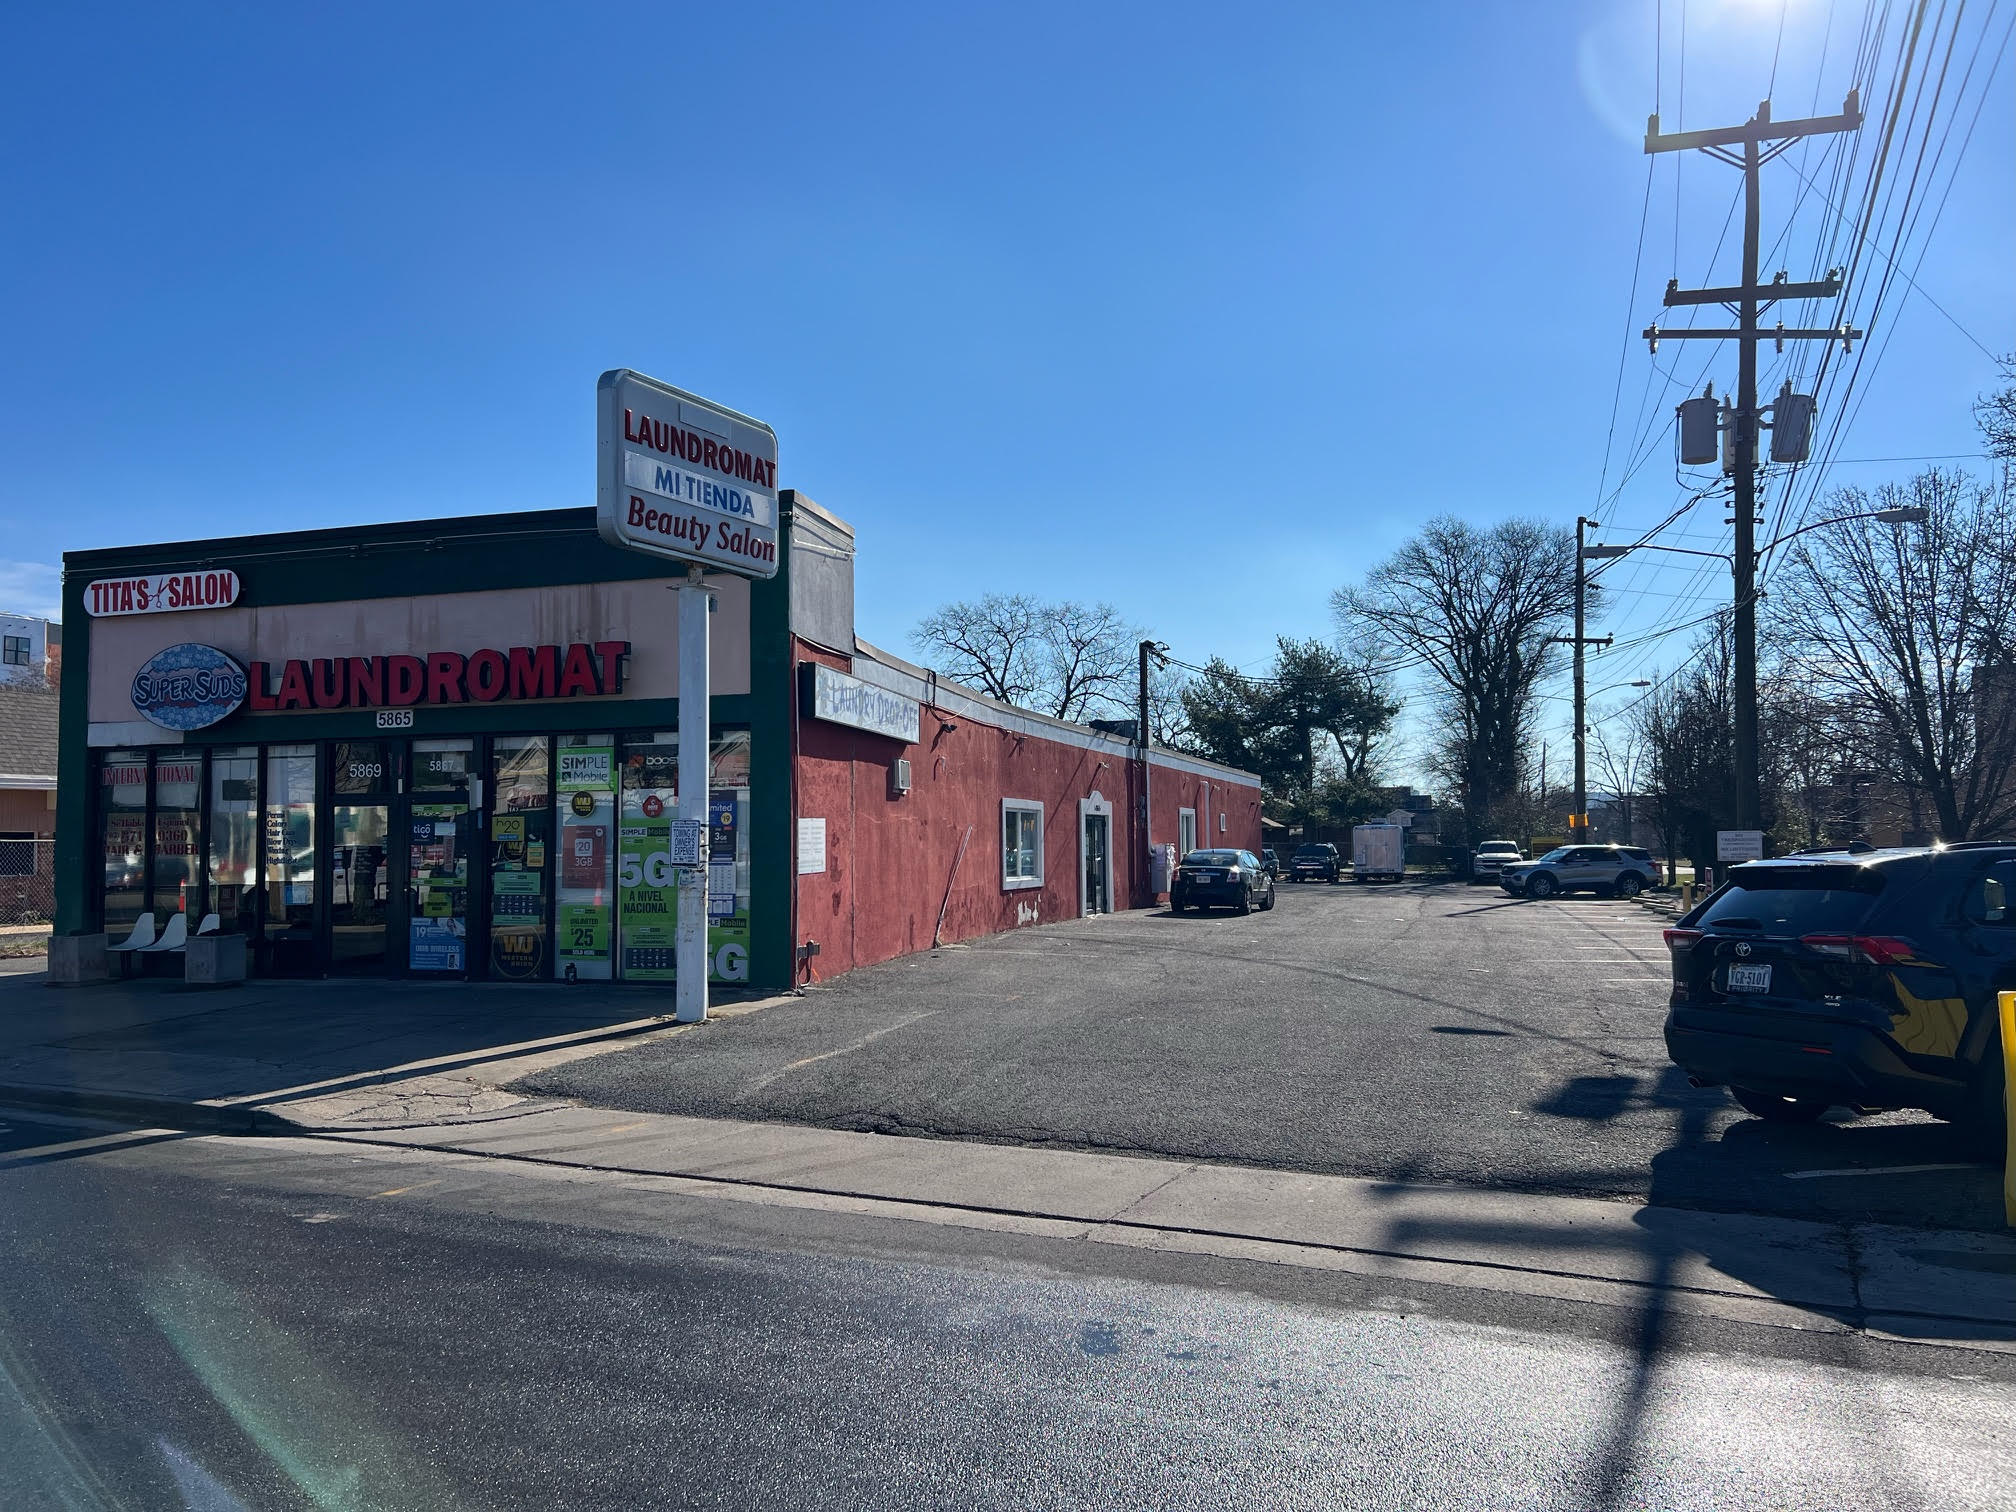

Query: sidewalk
[2,967,2011,1351]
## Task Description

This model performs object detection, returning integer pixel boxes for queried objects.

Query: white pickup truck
[1471,839,1524,884]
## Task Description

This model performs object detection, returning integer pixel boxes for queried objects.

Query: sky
[2,1,2009,777]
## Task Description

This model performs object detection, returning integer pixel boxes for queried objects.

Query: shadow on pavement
[0,970,695,1119]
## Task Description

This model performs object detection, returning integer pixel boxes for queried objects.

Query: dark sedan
[1171,849,1276,915]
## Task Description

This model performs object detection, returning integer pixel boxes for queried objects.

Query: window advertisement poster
[619,738,678,980]
[409,801,468,973]
[705,730,754,983]
[556,738,615,979]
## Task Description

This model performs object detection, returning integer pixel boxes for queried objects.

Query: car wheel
[1260,883,1276,911]
[1236,886,1253,916]
[1615,873,1644,898]
[1525,873,1558,900]
[1730,1086,1831,1123]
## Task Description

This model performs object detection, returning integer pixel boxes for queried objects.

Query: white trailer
[1351,823,1406,883]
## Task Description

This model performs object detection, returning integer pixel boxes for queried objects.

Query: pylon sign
[595,369,779,579]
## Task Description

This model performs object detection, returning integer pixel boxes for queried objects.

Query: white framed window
[1178,808,1197,856]
[1,636,29,666]
[1002,799,1044,890]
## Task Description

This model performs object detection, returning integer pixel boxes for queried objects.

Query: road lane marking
[1784,1163,1982,1180]
[372,1179,443,1198]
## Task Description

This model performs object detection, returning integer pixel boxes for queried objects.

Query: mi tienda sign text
[240,642,631,711]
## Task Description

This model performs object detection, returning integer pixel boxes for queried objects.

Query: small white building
[0,612,56,685]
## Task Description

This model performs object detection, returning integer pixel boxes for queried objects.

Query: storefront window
[207,748,259,933]
[489,736,550,981]
[152,753,202,920]
[618,733,679,980]
[264,745,317,964]
[555,734,615,980]
[609,728,752,984]
[99,751,149,934]
[412,741,471,792]
[708,730,753,984]
[332,740,395,795]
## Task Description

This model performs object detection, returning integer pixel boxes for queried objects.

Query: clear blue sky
[3,2,2008,772]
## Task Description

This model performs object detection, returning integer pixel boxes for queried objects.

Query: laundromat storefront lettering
[242,642,633,712]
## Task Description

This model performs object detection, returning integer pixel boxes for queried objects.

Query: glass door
[408,739,473,974]
[1084,812,1109,915]
[488,736,551,981]
[330,804,391,970]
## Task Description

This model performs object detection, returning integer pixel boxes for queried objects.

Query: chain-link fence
[0,838,55,928]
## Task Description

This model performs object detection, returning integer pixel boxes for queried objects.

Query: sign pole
[676,564,711,1023]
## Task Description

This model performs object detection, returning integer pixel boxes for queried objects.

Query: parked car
[1287,843,1342,884]
[1500,844,1657,899]
[1260,848,1280,879]
[1663,845,2014,1138]
[1470,839,1524,883]
[1171,849,1276,915]
[1351,823,1406,883]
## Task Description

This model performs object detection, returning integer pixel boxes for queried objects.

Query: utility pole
[1553,516,1612,838]
[1136,640,1167,908]
[1642,94,1863,832]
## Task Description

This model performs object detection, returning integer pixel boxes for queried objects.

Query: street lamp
[1581,504,1927,566]
[1579,504,1925,835]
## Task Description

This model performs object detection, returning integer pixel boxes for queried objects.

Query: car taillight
[1663,928,1702,950]
[1799,933,1917,965]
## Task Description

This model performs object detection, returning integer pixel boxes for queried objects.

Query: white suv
[1471,839,1524,883]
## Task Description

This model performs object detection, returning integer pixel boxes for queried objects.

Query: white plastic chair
[194,913,221,937]
[107,914,157,954]
[138,912,189,954]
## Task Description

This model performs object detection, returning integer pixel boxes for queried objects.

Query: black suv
[1663,845,2014,1140]
[1288,843,1341,883]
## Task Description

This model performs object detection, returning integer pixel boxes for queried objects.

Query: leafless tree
[1146,661,1195,750]
[1589,708,1648,845]
[913,594,1142,722]
[1333,515,1582,841]
[1039,601,1140,723]
[1976,354,2016,461]
[1769,468,2016,840]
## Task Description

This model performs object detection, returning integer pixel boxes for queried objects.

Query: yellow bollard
[2002,991,2015,1228]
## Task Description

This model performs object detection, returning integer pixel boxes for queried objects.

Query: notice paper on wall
[797,818,826,875]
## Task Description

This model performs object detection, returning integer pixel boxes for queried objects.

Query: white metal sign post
[597,369,778,1024]
[675,566,711,1020]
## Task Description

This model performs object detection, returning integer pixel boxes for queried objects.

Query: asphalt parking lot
[523,881,2006,1232]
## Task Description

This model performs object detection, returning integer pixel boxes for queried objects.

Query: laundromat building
[56,494,1263,991]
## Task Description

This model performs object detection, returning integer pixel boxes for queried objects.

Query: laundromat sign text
[243,641,632,712]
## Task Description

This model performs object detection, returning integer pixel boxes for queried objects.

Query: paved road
[3,1109,2009,1511]
[524,883,2005,1231]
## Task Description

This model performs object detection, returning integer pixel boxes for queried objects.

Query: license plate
[1727,963,1772,993]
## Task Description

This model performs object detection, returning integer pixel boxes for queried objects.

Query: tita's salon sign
[242,642,632,712]
[88,571,240,617]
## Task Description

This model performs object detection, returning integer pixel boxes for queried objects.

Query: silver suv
[1500,844,1657,899]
